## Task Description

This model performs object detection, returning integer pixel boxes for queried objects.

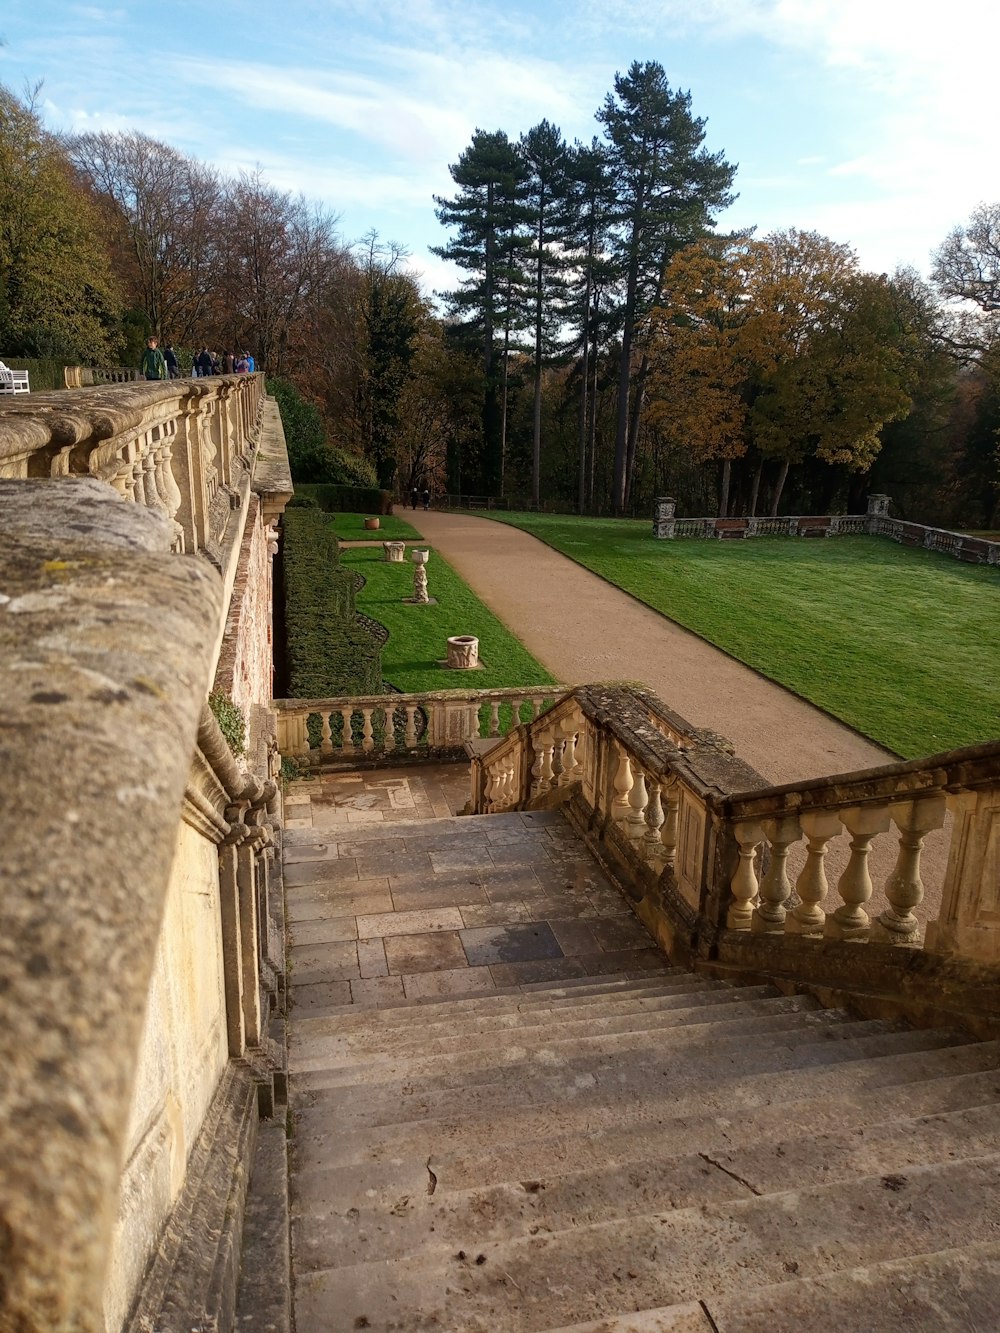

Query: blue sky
[3,1,998,298]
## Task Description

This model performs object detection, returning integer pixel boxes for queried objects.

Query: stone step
[291,993,837,1084]
[293,1018,949,1105]
[292,1102,1000,1271]
[291,1154,1000,1332]
[290,982,786,1062]
[289,972,727,1033]
[704,1239,1000,1333]
[542,1304,712,1333]
[292,1036,998,1172]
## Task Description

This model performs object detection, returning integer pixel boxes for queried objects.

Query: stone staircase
[283,778,1000,1332]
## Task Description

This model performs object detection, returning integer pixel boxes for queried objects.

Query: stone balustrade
[274,686,564,764]
[468,683,1000,977]
[0,375,268,564]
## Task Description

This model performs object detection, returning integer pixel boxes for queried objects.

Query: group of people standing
[140,337,256,381]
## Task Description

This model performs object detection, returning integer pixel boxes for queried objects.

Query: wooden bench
[0,366,30,394]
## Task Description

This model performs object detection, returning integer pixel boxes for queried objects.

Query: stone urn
[382,540,406,562]
[364,517,380,531]
[446,635,480,669]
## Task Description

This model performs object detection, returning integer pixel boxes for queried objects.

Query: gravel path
[413,509,894,786]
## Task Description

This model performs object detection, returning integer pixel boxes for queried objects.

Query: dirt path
[413,509,893,786]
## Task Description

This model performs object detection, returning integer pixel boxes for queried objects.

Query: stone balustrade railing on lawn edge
[275,686,566,763]
[653,494,1000,565]
[0,374,270,565]
[465,684,1000,1026]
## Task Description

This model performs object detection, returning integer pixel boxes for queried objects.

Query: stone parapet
[0,480,223,1332]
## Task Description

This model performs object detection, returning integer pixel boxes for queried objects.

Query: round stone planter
[382,541,406,562]
[446,635,480,669]
[364,517,380,531]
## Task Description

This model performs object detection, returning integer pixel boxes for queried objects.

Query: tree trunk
[749,461,762,517]
[623,351,649,512]
[588,335,600,512]
[770,458,790,516]
[500,326,510,496]
[719,458,731,518]
[577,336,589,515]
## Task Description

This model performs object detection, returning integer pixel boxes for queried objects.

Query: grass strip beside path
[328,512,424,541]
[340,544,556,695]
[478,513,1000,759]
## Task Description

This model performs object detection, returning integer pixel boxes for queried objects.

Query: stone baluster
[155,439,184,547]
[561,721,580,783]
[659,781,680,868]
[611,748,634,827]
[488,700,501,736]
[787,811,841,935]
[549,726,566,788]
[627,766,649,841]
[752,816,803,933]
[871,796,948,945]
[642,777,666,862]
[483,765,498,813]
[319,713,334,757]
[404,705,419,749]
[509,698,525,732]
[502,758,517,809]
[825,805,892,941]
[361,708,375,753]
[728,820,763,930]
[531,696,544,721]
[339,706,354,754]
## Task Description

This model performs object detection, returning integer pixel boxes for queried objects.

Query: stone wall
[214,491,275,721]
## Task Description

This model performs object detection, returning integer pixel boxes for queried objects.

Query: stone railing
[0,375,268,564]
[468,684,1000,980]
[275,686,565,765]
[653,495,1000,565]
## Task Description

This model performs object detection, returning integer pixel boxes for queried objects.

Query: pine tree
[598,61,737,512]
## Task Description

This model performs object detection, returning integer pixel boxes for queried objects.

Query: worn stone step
[292,1154,1000,1332]
[292,994,838,1084]
[294,1010,903,1102]
[292,1035,997,1172]
[705,1239,1000,1333]
[293,1101,1000,1271]
[290,982,788,1064]
[542,1304,713,1333]
[293,971,693,1030]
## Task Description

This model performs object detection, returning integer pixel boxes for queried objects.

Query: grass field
[327,512,424,541]
[340,545,555,695]
[479,513,1000,759]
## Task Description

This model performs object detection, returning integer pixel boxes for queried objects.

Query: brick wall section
[215,493,273,713]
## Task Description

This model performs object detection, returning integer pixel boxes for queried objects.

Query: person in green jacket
[140,336,168,380]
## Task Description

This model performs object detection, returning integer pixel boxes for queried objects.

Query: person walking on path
[411,486,419,510]
[163,343,179,378]
[422,487,430,511]
[140,337,167,381]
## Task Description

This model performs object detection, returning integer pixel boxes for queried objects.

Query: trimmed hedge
[282,508,384,697]
[0,358,72,391]
[295,482,394,516]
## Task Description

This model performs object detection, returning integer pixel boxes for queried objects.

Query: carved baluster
[340,706,354,754]
[509,698,524,731]
[660,781,680,868]
[643,779,666,862]
[487,700,501,736]
[483,765,498,813]
[531,696,543,720]
[787,811,841,935]
[550,728,565,787]
[502,760,516,809]
[562,723,579,782]
[728,821,763,930]
[871,796,947,945]
[752,816,802,933]
[611,748,634,826]
[404,705,418,749]
[319,713,334,757]
[627,766,649,841]
[538,734,555,792]
[825,806,892,941]
[361,708,375,753]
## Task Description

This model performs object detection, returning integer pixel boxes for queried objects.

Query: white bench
[0,364,30,394]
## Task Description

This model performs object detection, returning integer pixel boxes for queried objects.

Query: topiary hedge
[282,508,384,697]
[294,482,394,515]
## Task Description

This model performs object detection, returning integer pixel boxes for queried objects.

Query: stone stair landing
[283,768,1000,1332]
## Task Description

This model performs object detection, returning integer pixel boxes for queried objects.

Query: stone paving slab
[461,922,563,967]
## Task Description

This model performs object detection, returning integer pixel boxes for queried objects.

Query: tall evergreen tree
[519,120,571,506]
[433,130,526,492]
[598,61,737,512]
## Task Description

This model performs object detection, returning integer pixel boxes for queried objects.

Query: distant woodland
[3,68,1000,526]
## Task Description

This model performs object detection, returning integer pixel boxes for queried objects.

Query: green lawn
[327,512,424,541]
[340,545,556,695]
[478,513,1000,759]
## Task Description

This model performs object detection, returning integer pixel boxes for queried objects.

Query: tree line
[3,70,1000,526]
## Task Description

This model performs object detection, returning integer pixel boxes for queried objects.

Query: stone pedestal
[867,493,891,517]
[653,496,676,539]
[446,635,480,669]
[382,541,405,562]
[409,549,430,604]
